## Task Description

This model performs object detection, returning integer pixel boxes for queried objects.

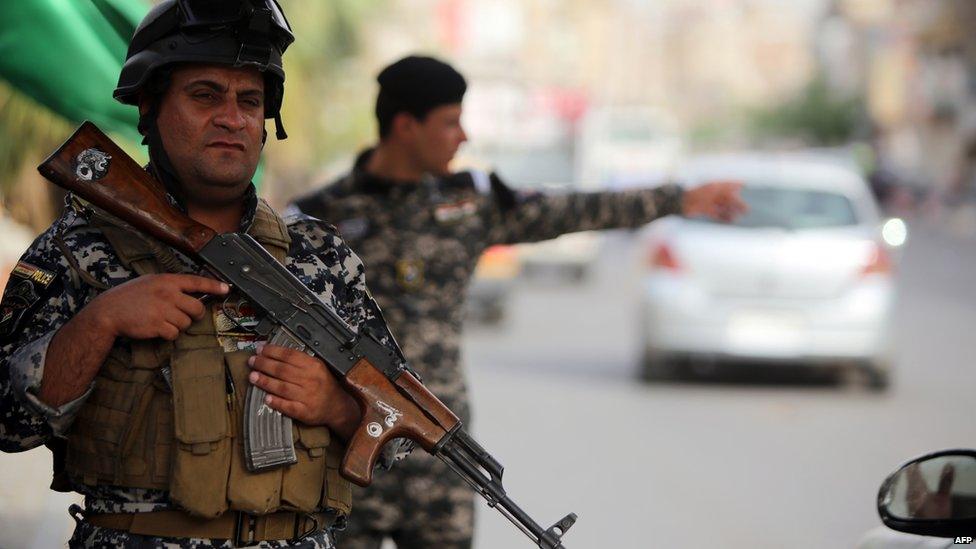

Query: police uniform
[0,187,405,548]
[290,149,684,548]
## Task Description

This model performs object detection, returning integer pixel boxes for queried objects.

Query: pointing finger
[173,274,230,296]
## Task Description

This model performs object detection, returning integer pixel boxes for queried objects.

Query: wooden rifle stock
[37,121,216,255]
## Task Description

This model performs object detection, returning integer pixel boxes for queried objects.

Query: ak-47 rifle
[38,121,577,549]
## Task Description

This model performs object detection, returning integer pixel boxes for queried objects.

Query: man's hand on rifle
[39,273,230,408]
[88,273,230,340]
[248,344,362,439]
[681,180,748,222]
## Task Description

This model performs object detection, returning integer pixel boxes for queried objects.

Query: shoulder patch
[11,261,57,287]
[0,261,61,342]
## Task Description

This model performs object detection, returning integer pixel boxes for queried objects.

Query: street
[0,224,972,549]
[464,226,976,549]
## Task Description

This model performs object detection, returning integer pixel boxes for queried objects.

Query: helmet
[115,0,294,138]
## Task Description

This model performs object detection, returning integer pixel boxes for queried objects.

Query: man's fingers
[173,293,207,319]
[726,190,749,211]
[163,310,194,332]
[249,354,302,382]
[172,274,230,296]
[158,322,181,341]
[262,394,308,423]
[938,464,955,495]
[905,463,927,498]
[258,344,318,368]
[249,368,302,401]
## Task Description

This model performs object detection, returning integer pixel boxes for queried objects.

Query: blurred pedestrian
[290,54,746,549]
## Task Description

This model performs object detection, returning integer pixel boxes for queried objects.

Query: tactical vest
[61,199,352,518]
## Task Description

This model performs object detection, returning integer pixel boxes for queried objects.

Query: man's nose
[213,100,247,132]
[459,125,468,144]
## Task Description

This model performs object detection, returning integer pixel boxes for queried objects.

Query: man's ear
[138,93,153,118]
[136,93,158,142]
[391,111,417,140]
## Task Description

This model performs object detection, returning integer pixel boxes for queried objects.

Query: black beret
[377,55,467,113]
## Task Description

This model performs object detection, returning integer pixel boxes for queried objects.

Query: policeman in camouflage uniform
[290,55,747,549]
[0,1,405,547]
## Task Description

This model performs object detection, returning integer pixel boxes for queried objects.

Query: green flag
[0,0,149,142]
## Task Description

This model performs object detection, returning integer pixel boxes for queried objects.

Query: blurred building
[361,0,825,184]
[818,0,976,203]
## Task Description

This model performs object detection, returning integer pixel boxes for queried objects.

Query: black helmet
[115,0,294,138]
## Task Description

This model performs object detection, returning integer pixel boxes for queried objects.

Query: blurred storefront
[819,0,976,219]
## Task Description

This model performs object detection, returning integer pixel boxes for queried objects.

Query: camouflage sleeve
[0,215,95,452]
[484,172,685,245]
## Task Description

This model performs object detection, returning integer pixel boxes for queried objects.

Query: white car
[637,154,896,387]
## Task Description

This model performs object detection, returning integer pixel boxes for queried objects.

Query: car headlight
[881,218,908,248]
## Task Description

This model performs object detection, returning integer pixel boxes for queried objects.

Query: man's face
[151,64,265,205]
[406,103,467,176]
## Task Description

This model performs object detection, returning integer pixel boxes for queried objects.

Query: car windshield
[690,185,858,230]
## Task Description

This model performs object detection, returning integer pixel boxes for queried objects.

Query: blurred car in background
[637,153,896,388]
[575,105,684,189]
[518,231,601,282]
[466,244,521,324]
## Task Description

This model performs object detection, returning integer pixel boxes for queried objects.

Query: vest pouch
[148,389,175,486]
[119,341,174,487]
[130,340,173,371]
[169,347,232,518]
[324,441,352,515]
[280,423,331,512]
[224,350,283,514]
[66,347,155,485]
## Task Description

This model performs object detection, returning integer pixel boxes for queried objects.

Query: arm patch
[0,261,61,343]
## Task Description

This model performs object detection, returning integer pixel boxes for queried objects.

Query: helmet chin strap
[262,115,287,142]
[274,112,287,140]
[139,101,187,209]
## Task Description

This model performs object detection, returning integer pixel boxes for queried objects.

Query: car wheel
[863,364,891,392]
[640,350,680,382]
[843,361,891,392]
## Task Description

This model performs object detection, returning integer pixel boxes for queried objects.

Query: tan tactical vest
[62,199,352,518]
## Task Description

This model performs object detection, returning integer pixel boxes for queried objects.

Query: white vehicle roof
[678,152,864,192]
[675,152,880,223]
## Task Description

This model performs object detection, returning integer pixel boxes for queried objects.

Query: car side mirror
[878,450,976,538]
